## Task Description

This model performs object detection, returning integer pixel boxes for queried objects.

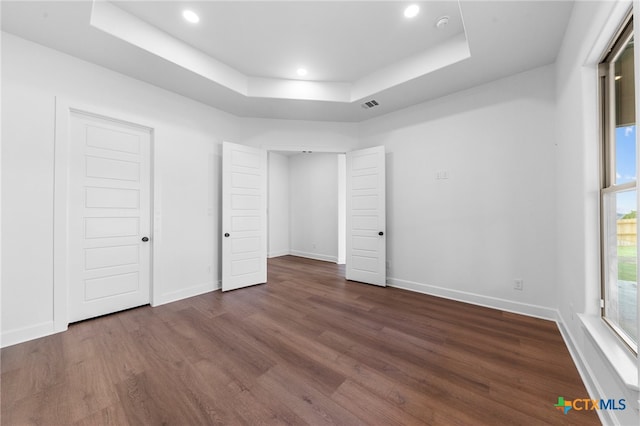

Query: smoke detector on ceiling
[361,99,379,109]
[436,16,449,30]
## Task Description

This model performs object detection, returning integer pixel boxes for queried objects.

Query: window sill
[578,314,638,391]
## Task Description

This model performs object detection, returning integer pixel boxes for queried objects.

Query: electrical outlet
[514,279,524,291]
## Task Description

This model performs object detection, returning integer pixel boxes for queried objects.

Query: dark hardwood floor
[1,256,599,425]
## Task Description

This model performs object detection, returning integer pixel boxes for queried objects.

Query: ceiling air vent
[361,99,379,109]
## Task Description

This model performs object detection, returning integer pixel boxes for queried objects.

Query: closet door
[346,146,386,286]
[68,111,151,322]
[221,142,267,291]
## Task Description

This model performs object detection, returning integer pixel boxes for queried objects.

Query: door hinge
[600,299,605,309]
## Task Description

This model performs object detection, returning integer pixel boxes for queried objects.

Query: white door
[68,111,151,322]
[346,146,386,286]
[222,142,267,291]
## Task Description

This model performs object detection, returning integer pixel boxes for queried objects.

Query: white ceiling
[113,1,465,82]
[1,1,574,122]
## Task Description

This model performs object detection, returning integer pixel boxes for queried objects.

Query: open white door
[346,146,386,286]
[222,142,267,291]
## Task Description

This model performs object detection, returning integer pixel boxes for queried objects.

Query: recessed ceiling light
[404,4,420,19]
[182,10,200,24]
[296,68,308,77]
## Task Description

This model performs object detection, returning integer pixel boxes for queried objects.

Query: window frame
[599,13,638,354]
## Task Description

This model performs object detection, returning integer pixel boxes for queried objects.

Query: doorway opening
[221,142,385,291]
[267,150,346,266]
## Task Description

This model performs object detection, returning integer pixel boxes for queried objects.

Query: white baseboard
[388,276,628,425]
[268,249,290,258]
[3,282,222,347]
[153,280,219,307]
[290,250,338,263]
[387,277,556,320]
[1,320,61,348]
[554,312,611,425]
[555,312,599,396]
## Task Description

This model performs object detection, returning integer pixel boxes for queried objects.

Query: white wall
[0,33,360,347]
[4,20,639,423]
[239,116,357,264]
[555,1,639,424]
[359,65,558,318]
[337,154,346,264]
[268,152,290,257]
[237,116,359,153]
[1,33,238,346]
[289,153,339,262]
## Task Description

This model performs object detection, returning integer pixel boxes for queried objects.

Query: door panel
[84,245,139,270]
[85,156,140,181]
[85,187,139,208]
[84,272,139,301]
[222,142,267,291]
[346,146,386,286]
[68,112,151,322]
